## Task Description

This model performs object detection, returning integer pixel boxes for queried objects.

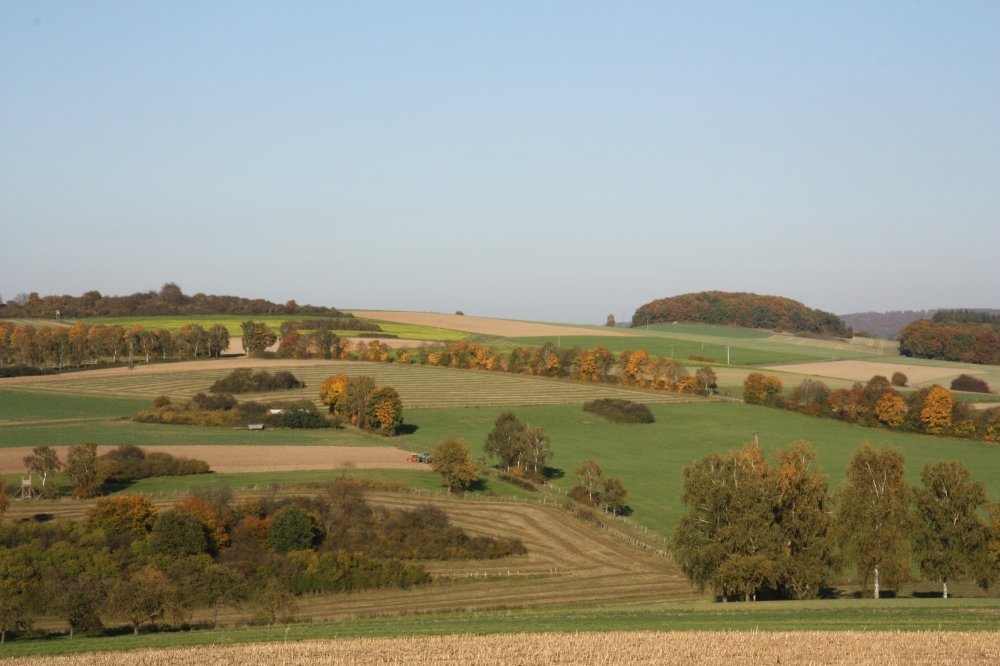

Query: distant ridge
[0,283,344,319]
[632,291,848,337]
[839,310,936,339]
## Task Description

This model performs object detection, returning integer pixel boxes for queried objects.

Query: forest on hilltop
[632,291,849,337]
[0,283,344,319]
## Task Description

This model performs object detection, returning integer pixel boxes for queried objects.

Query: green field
[510,328,895,367]
[3,598,1000,659]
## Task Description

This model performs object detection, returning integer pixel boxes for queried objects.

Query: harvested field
[0,444,422,475]
[762,360,987,386]
[0,359,701,409]
[10,631,1000,665]
[348,310,632,338]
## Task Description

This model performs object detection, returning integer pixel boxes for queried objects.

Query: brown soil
[762,360,985,386]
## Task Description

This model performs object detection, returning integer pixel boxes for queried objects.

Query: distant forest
[0,283,345,319]
[632,291,849,337]
[839,310,937,339]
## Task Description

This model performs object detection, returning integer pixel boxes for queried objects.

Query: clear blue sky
[2,1,997,323]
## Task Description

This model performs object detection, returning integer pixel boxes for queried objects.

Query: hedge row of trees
[744,373,1000,442]
[899,319,1000,365]
[673,442,1000,601]
[0,283,343,318]
[135,395,330,430]
[0,481,522,641]
[631,291,850,337]
[208,368,304,393]
[319,375,403,436]
[0,321,231,369]
[16,444,210,500]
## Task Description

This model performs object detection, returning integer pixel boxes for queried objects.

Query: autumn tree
[240,320,277,356]
[65,442,108,498]
[22,445,61,493]
[518,425,552,478]
[671,444,783,601]
[107,565,183,635]
[319,374,350,413]
[149,510,210,559]
[874,391,908,428]
[601,477,628,516]
[695,366,718,395]
[836,444,912,599]
[340,376,375,427]
[86,495,158,537]
[0,546,38,644]
[743,372,783,406]
[484,411,527,471]
[431,437,479,494]
[365,386,404,436]
[772,442,835,599]
[891,371,908,387]
[912,461,990,599]
[573,460,604,505]
[920,385,954,434]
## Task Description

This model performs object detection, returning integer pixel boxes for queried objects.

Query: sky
[1,1,997,324]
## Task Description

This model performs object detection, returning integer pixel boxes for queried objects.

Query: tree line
[0,283,344,319]
[0,480,523,642]
[632,291,850,337]
[0,321,231,371]
[899,319,1000,365]
[743,372,1000,443]
[672,441,1000,601]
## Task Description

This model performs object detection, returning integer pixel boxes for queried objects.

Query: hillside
[632,291,848,337]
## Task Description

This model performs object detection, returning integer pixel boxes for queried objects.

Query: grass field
[510,329,896,367]
[4,607,1000,660]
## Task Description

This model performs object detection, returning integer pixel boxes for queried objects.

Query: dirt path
[0,444,426,474]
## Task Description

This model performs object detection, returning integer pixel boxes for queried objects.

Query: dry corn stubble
[7,631,1000,665]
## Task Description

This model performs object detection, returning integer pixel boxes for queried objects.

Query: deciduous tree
[22,445,61,493]
[65,442,107,498]
[920,385,954,434]
[836,444,912,599]
[431,437,479,494]
[484,411,527,471]
[912,461,990,599]
[365,386,403,436]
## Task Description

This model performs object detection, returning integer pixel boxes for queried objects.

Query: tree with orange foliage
[920,385,954,434]
[319,374,350,413]
[622,349,649,386]
[173,495,230,551]
[874,391,908,428]
[743,372,783,405]
[365,386,403,436]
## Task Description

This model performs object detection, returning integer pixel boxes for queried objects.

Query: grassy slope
[398,402,1000,536]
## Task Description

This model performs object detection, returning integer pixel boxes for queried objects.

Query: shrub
[951,374,991,394]
[209,369,304,393]
[890,372,908,387]
[582,398,654,424]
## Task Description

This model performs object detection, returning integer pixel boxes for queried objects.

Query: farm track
[0,360,709,409]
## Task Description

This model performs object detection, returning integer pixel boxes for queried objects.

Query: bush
[209,369,304,394]
[891,372,908,387]
[100,445,211,481]
[951,374,992,394]
[582,398,655,424]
